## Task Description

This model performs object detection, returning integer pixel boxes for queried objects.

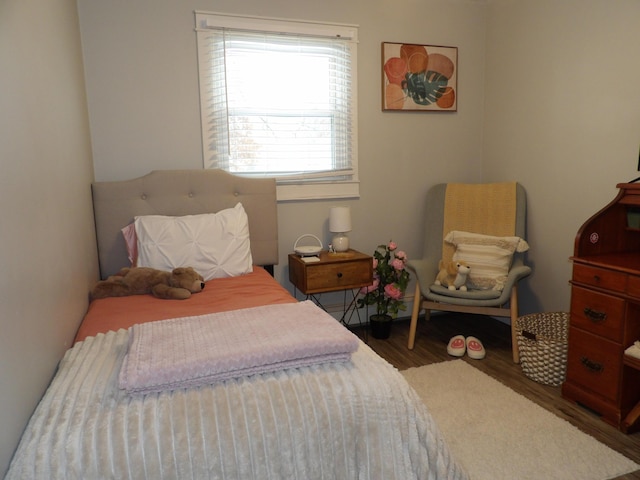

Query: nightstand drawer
[288,250,373,295]
[570,285,625,342]
[572,263,627,293]
[566,327,622,402]
[304,260,371,292]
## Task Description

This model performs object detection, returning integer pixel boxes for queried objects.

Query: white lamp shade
[329,206,352,233]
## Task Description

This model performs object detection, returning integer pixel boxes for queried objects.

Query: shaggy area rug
[401,360,639,480]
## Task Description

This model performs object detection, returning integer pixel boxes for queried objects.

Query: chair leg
[408,283,422,349]
[510,286,520,364]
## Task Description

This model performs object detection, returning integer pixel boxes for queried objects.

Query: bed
[6,169,467,479]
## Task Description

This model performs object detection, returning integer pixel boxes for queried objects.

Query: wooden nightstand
[288,249,373,327]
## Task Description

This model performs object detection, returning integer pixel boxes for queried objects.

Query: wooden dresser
[562,183,640,433]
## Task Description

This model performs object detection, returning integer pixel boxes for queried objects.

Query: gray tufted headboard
[92,169,278,279]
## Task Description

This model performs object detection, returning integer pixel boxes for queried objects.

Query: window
[195,12,359,200]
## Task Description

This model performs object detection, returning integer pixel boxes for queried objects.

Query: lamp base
[332,233,350,252]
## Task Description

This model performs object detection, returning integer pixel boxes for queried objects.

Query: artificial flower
[357,241,410,317]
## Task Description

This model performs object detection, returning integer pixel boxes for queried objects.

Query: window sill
[277,181,360,202]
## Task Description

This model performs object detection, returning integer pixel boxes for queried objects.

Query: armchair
[407,182,531,363]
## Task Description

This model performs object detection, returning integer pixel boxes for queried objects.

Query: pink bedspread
[119,300,359,394]
[75,266,296,343]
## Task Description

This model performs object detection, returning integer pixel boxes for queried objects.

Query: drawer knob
[593,275,600,282]
[337,272,343,278]
[580,356,604,373]
[583,307,607,323]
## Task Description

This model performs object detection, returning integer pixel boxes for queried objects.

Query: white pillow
[135,203,252,281]
[445,230,529,291]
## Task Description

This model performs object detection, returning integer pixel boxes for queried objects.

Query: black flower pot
[370,314,392,339]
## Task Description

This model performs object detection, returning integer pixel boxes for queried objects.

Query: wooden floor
[352,313,640,480]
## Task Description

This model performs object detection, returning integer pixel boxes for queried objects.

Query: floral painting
[382,42,457,111]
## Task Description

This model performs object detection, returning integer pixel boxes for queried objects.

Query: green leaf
[404,70,449,106]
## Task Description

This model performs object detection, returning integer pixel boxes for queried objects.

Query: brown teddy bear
[91,266,205,300]
[435,259,471,291]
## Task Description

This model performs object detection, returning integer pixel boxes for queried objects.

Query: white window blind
[195,12,359,200]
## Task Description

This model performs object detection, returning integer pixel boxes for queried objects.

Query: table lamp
[329,206,352,252]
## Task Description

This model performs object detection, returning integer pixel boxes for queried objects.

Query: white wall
[0,0,97,474]
[77,0,488,308]
[483,0,640,313]
[80,0,640,317]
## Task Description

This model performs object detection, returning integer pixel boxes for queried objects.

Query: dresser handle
[583,307,607,323]
[336,272,343,278]
[580,356,604,373]
[593,275,600,282]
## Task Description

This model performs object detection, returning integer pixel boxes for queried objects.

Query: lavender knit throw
[119,300,360,394]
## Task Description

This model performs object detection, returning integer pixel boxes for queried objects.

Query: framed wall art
[382,42,457,112]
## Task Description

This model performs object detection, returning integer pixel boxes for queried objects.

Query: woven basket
[516,312,569,387]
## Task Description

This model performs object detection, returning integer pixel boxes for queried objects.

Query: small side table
[288,249,373,329]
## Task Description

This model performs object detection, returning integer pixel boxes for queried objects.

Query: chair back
[420,182,527,264]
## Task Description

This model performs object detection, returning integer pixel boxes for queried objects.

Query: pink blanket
[119,300,359,394]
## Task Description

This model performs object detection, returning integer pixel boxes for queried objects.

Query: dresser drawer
[566,327,623,403]
[570,286,625,342]
[572,263,627,293]
[626,275,640,299]
[304,259,372,292]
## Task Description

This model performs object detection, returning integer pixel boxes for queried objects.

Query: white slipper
[447,335,466,357]
[466,336,486,360]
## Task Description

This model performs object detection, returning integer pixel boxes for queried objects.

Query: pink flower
[384,283,403,300]
[357,241,411,317]
[391,258,405,271]
[360,278,380,295]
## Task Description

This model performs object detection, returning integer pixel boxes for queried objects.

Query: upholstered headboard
[92,169,278,279]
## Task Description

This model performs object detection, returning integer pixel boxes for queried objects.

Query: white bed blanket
[7,328,468,480]
[120,301,359,394]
